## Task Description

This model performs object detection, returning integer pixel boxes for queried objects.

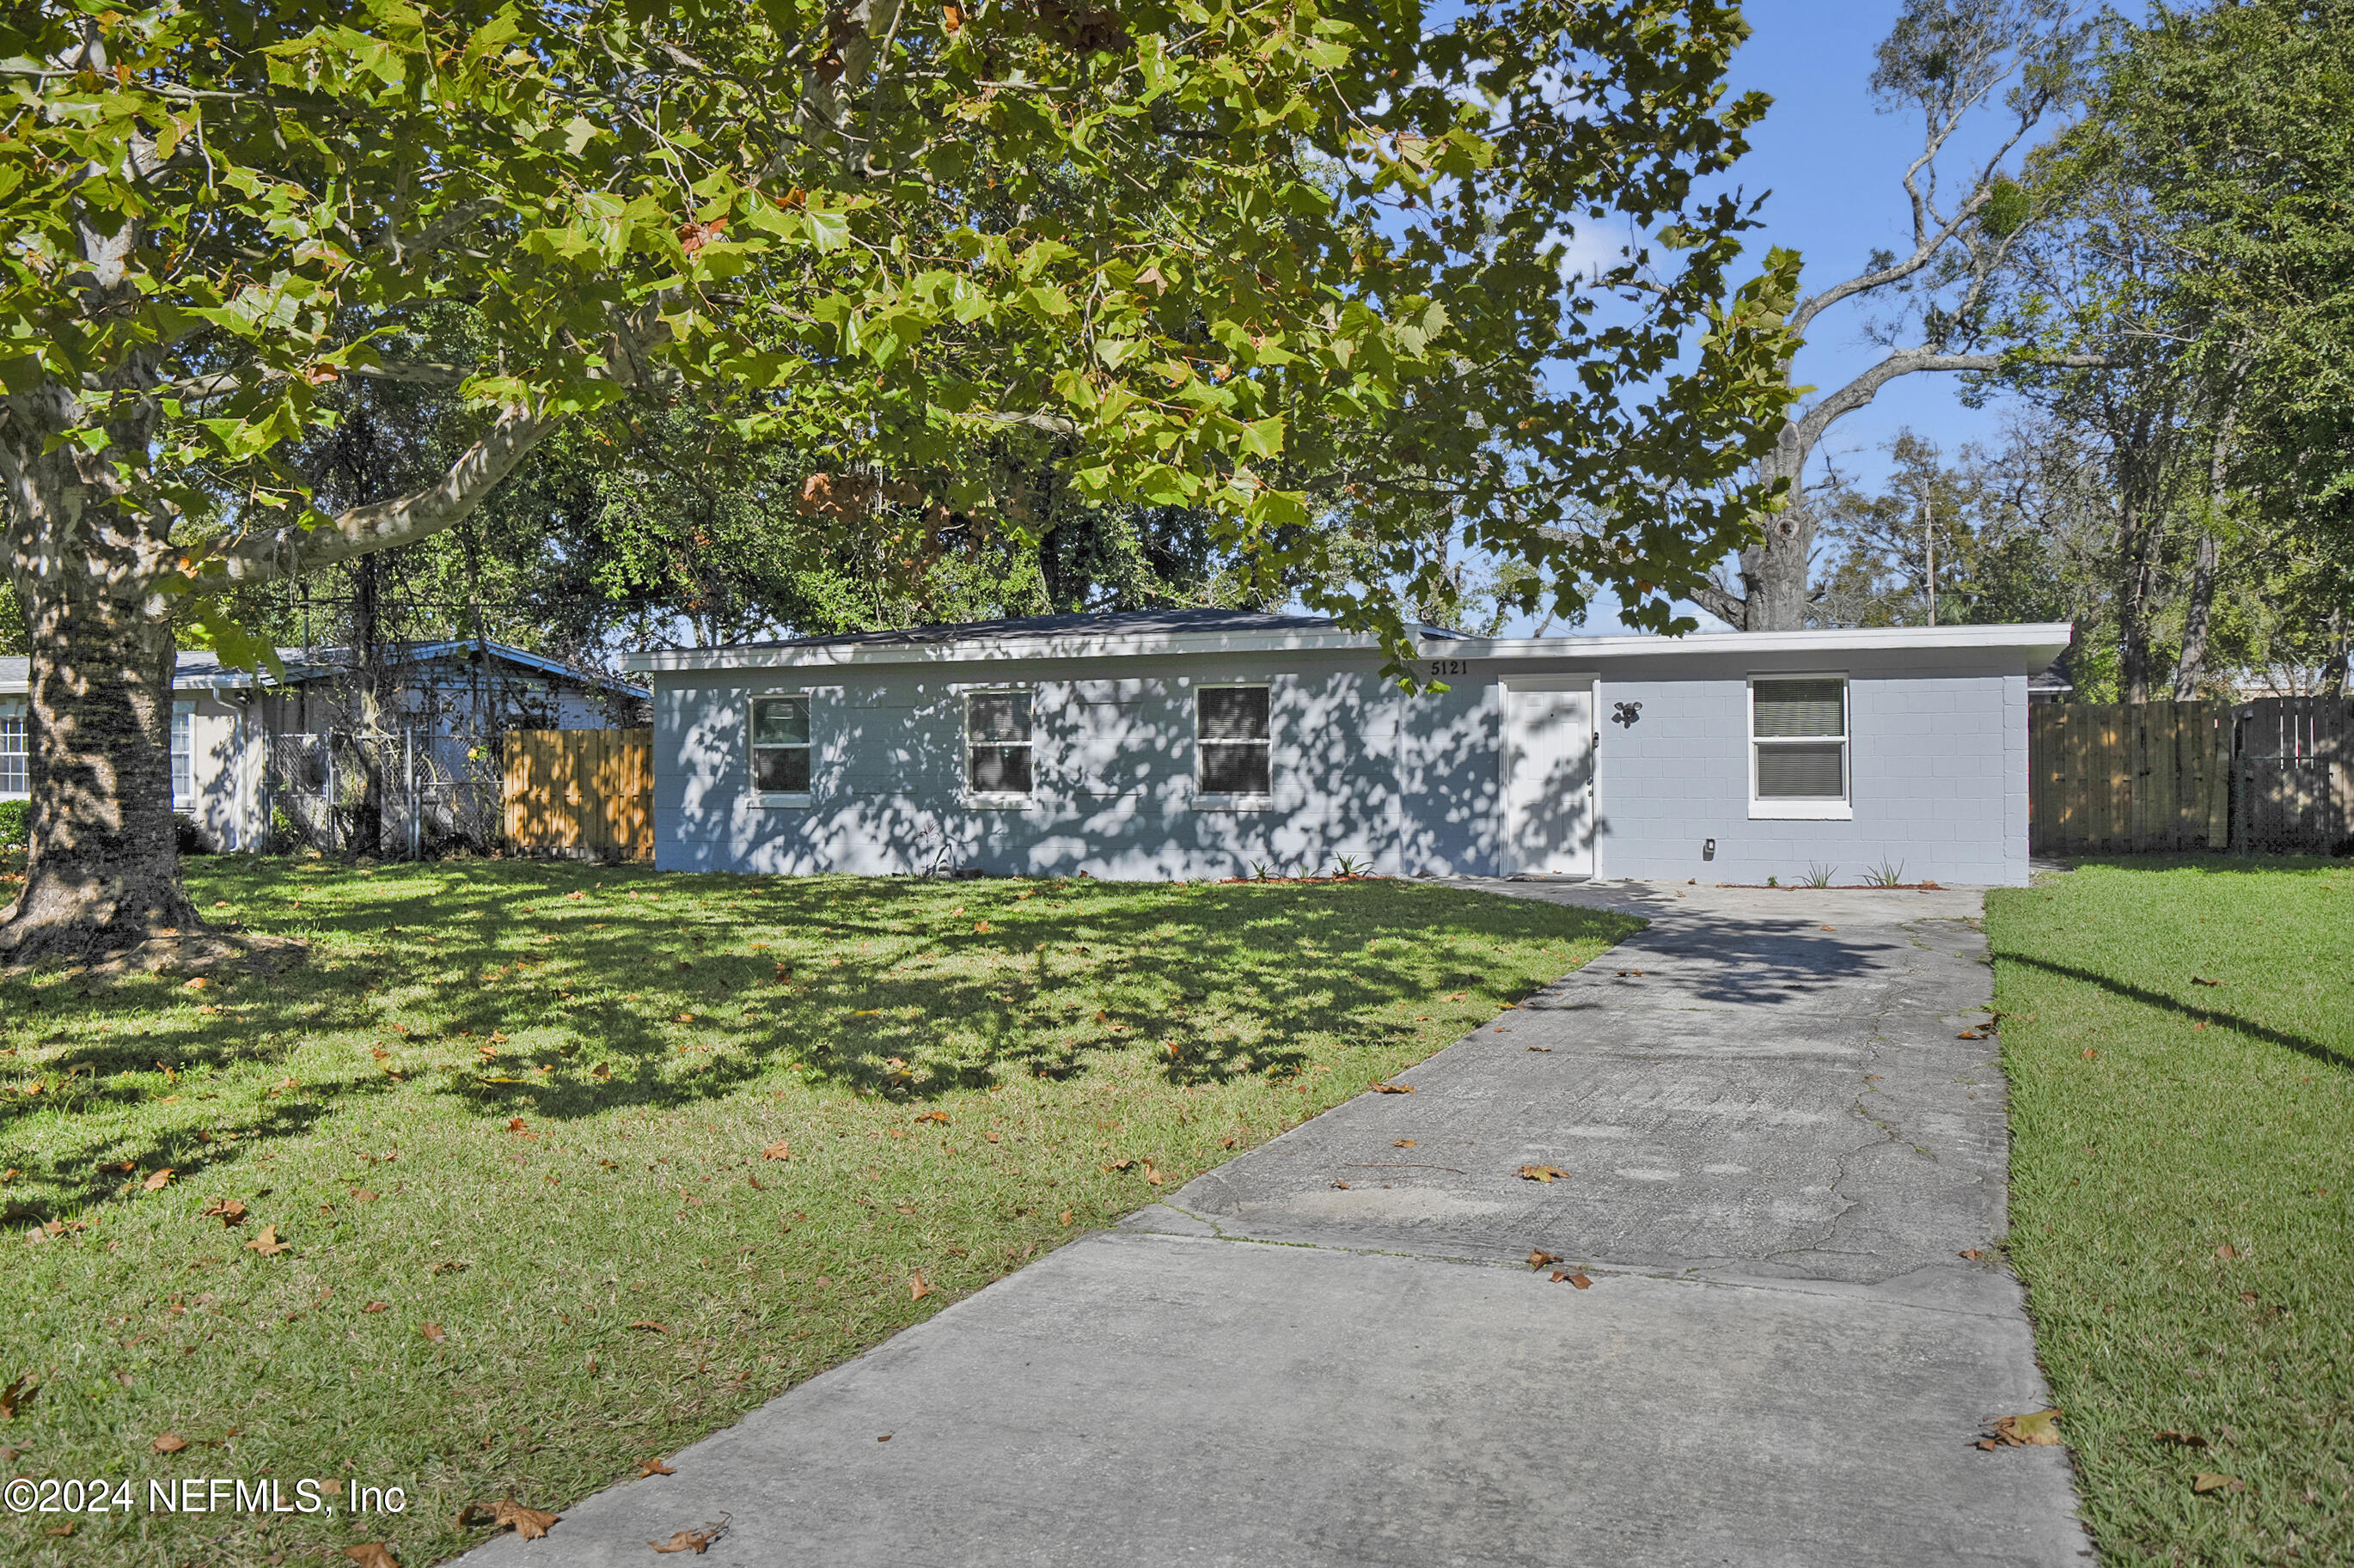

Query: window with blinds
[170,702,193,805]
[964,691,1034,798]
[1751,678,1847,808]
[749,694,812,796]
[0,703,24,795]
[1197,686,1272,796]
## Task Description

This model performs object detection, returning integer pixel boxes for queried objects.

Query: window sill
[752,792,814,808]
[1749,800,1852,821]
[1192,794,1276,813]
[963,794,1036,810]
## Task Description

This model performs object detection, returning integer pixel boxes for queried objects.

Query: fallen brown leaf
[2216,1242,2241,1260]
[1551,1271,1593,1289]
[630,1321,668,1333]
[1979,1408,2063,1449]
[909,1272,932,1301]
[244,1225,290,1256]
[0,1376,34,1419]
[1059,1210,1073,1225]
[420,1321,446,1343]
[916,1110,949,1125]
[2191,976,2223,987]
[1371,1083,1415,1095]
[761,1140,792,1161]
[1103,1157,1134,1172]
[650,1520,729,1554]
[1143,1162,1164,1187]
[151,1432,187,1454]
[638,1457,676,1478]
[343,1545,400,1568]
[1517,1165,1567,1183]
[1330,1180,1350,1189]
[363,1301,387,1314]
[1959,1248,1985,1261]
[506,1118,528,1132]
[1527,1249,1559,1268]
[1525,1045,1553,1052]
[2081,1047,2097,1059]
[1395,1139,1417,1148]
[2155,1430,2209,1449]
[592,1062,613,1079]
[2192,1473,2244,1495]
[200,1197,247,1228]
[143,1168,174,1193]
[464,1498,560,1540]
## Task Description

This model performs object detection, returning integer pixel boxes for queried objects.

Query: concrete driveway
[461,880,2088,1567]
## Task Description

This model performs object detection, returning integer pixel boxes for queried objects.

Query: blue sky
[1555,0,2043,634]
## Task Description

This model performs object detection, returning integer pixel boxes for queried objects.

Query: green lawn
[1990,859,2354,1567]
[0,855,1637,1568]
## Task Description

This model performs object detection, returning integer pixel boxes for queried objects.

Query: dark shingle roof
[734,607,1340,651]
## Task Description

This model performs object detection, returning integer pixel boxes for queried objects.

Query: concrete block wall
[653,648,2032,887]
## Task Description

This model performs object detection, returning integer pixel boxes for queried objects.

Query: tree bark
[0,503,199,961]
[2173,401,2236,700]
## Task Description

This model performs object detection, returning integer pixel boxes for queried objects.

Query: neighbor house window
[964,691,1034,798]
[1197,685,1271,796]
[749,694,811,796]
[1751,676,1849,819]
[0,704,24,795]
[170,702,193,805]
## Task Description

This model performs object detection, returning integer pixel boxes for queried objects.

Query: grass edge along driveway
[1990,857,2354,1568]
[0,860,1640,1568]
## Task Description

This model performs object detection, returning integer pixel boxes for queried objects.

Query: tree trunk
[2172,528,2219,700]
[2174,402,2236,701]
[0,555,200,961]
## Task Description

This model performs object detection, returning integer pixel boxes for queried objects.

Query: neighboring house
[623,609,2071,888]
[1,641,646,852]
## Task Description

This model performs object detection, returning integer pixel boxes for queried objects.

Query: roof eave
[623,621,2076,674]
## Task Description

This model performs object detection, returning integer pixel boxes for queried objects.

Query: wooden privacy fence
[2030,698,2353,856]
[503,728,654,861]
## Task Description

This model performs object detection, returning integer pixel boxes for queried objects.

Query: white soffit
[622,622,2075,674]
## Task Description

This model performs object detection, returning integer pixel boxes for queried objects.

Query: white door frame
[1497,675,1598,877]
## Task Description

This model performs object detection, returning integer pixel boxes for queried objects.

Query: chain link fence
[263,730,504,857]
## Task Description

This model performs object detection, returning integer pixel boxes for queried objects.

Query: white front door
[1501,680,1596,876]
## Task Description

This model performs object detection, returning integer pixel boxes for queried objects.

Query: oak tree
[0,0,1796,957]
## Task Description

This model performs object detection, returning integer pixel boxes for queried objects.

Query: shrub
[0,798,27,849]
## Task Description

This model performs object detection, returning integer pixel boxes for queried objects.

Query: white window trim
[170,700,194,809]
[0,699,26,799]
[1192,680,1275,811]
[747,690,815,808]
[1748,672,1852,821]
[960,686,1036,808]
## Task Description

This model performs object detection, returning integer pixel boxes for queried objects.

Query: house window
[1751,676,1849,819]
[1197,685,1271,796]
[964,691,1033,798]
[170,702,193,805]
[0,704,24,795]
[749,694,811,796]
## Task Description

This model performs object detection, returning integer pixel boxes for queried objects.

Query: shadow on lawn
[1996,952,2354,1076]
[0,863,1648,1224]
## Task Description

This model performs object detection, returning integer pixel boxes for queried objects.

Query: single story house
[2,641,645,851]
[622,610,2070,887]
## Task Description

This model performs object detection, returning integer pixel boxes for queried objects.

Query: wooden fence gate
[502,728,654,861]
[2029,698,2352,856]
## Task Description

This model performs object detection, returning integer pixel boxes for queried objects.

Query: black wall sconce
[1611,701,1642,728]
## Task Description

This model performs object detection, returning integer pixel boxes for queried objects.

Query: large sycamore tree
[0,0,1797,959]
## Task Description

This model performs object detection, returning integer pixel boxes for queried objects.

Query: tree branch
[212,398,559,586]
[1783,350,2112,476]
[1685,580,1747,626]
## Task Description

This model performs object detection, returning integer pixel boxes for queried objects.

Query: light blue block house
[622,611,2070,888]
